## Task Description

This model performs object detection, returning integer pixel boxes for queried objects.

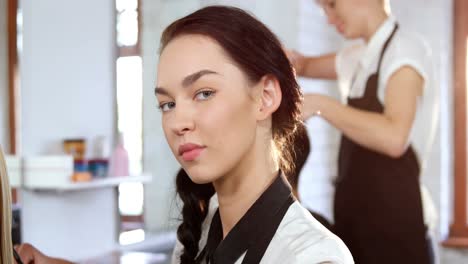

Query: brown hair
[160,6,305,263]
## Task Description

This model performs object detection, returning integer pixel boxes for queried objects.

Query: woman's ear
[256,74,282,121]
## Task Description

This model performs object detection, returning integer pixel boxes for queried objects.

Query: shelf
[23,174,152,192]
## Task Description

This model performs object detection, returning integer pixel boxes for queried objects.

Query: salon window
[115,0,145,237]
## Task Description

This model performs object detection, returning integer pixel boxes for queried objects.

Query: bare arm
[286,50,337,80]
[15,244,75,264]
[303,66,423,158]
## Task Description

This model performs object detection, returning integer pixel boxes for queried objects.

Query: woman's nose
[170,103,195,136]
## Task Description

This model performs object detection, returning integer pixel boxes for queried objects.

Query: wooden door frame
[444,0,468,247]
[7,0,19,204]
[7,0,18,156]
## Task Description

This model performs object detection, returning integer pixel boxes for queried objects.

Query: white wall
[0,0,9,152]
[296,0,344,222]
[19,0,117,260]
[20,0,115,157]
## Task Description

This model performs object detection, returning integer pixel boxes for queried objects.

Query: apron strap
[349,23,399,97]
[362,23,399,100]
[376,23,399,74]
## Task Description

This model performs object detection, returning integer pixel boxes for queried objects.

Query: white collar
[359,16,397,71]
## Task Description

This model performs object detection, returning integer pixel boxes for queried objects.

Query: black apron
[200,173,295,264]
[334,24,430,264]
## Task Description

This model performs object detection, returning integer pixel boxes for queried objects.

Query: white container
[23,155,74,189]
[5,155,22,188]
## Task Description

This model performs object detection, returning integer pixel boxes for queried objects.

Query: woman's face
[318,0,370,39]
[156,35,260,184]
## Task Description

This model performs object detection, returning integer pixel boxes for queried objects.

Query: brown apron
[334,24,430,264]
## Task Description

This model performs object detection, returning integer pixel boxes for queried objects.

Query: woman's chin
[184,167,218,185]
[191,178,213,185]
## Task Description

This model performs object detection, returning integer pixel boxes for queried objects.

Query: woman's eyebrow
[181,69,220,88]
[154,86,169,96]
[155,69,220,96]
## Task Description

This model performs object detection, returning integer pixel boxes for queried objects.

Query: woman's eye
[195,90,216,101]
[159,102,176,112]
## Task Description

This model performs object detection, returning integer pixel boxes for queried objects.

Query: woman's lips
[178,143,206,162]
[182,148,205,161]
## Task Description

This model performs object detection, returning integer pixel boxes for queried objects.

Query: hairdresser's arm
[15,244,75,264]
[302,66,423,158]
[286,50,337,80]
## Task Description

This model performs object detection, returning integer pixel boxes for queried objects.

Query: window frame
[115,0,144,224]
[117,0,141,58]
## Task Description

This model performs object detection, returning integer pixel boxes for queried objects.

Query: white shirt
[335,16,437,230]
[171,195,354,264]
[335,16,434,161]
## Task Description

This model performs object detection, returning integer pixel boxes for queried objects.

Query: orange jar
[63,139,86,160]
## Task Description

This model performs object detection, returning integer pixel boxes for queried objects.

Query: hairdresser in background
[287,0,435,263]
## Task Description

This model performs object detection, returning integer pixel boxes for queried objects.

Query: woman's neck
[213,140,279,238]
[363,11,389,43]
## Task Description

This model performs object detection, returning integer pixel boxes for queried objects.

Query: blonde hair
[0,145,14,264]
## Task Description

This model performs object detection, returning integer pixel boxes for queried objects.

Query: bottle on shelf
[109,133,129,177]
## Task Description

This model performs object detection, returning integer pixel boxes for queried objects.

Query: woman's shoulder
[264,201,354,264]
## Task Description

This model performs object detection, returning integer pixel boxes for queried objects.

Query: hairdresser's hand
[285,49,306,76]
[302,93,326,120]
[14,243,46,264]
[14,243,74,264]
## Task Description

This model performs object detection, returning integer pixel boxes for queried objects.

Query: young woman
[1,146,15,264]
[14,5,353,264]
[288,0,433,263]
[158,5,352,264]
